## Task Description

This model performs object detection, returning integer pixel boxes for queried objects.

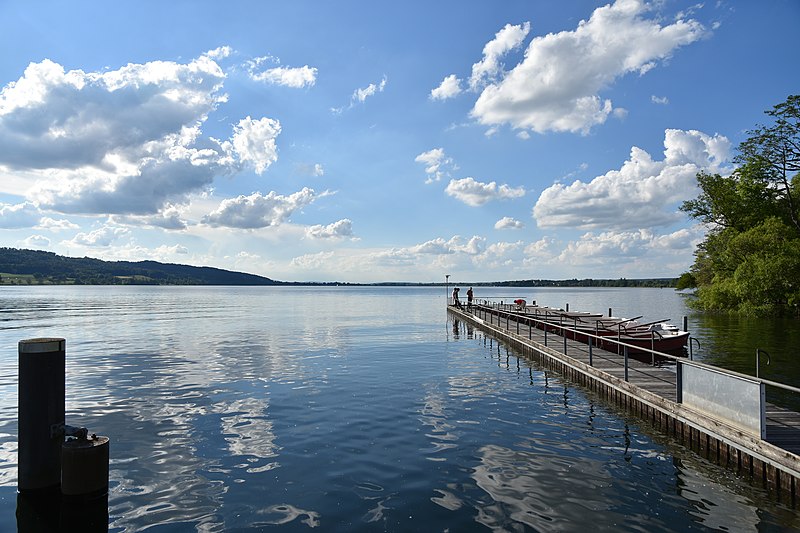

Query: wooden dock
[449,302,800,502]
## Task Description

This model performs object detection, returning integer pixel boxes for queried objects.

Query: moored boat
[491,302,689,355]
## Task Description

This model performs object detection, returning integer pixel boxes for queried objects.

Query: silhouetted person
[452,287,462,308]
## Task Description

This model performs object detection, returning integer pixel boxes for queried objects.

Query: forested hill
[0,248,281,285]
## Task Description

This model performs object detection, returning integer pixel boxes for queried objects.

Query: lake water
[0,285,799,531]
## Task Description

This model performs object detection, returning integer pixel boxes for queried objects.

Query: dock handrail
[757,348,771,379]
[689,337,700,361]
[462,300,800,398]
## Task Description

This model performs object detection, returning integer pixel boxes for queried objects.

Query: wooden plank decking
[449,303,800,495]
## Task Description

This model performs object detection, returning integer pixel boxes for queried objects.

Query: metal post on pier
[624,345,629,382]
[756,348,771,379]
[588,337,593,366]
[689,337,700,361]
[651,332,655,365]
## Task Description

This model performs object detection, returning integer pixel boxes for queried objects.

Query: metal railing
[452,299,800,403]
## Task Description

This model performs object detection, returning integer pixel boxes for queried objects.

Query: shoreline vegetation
[679,95,800,316]
[0,248,677,288]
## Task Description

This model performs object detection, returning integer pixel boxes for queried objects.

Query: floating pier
[448,300,800,503]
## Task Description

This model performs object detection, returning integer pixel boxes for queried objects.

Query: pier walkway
[449,301,800,501]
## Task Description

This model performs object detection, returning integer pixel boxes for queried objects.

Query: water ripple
[0,286,797,531]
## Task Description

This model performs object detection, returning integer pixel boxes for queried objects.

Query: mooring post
[18,338,66,493]
[608,308,612,318]
[62,435,110,500]
[683,316,688,332]
[588,337,593,366]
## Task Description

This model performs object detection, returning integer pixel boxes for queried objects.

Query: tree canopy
[680,95,800,315]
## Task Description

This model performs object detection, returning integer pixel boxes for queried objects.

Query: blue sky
[0,0,797,283]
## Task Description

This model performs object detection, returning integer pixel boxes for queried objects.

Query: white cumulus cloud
[68,225,130,247]
[533,129,731,230]
[551,227,702,271]
[524,237,557,259]
[354,76,387,103]
[250,65,318,88]
[36,217,79,231]
[0,202,41,228]
[305,219,354,239]
[112,204,188,230]
[415,148,456,183]
[470,0,706,134]
[23,235,50,248]
[0,53,286,218]
[445,177,525,206]
[291,251,335,269]
[495,216,524,229]
[410,235,486,255]
[469,22,531,91]
[231,116,282,174]
[430,74,462,100]
[202,187,319,229]
[0,56,226,171]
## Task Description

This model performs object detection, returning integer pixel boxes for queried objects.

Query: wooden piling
[18,338,65,493]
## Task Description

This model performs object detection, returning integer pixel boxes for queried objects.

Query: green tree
[675,272,696,290]
[736,95,800,233]
[680,95,800,316]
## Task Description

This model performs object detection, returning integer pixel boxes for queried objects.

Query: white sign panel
[681,363,765,439]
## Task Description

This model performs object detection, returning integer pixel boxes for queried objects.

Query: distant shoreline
[1,275,679,289]
[0,247,678,288]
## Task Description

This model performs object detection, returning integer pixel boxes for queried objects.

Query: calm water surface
[0,286,799,531]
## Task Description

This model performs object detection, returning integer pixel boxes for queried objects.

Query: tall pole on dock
[446,274,450,306]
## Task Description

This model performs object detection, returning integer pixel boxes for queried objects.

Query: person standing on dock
[452,287,463,308]
[466,287,473,310]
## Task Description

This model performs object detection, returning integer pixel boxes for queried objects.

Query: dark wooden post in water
[18,338,65,494]
[17,337,110,533]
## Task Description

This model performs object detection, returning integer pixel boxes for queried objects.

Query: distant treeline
[0,247,678,287]
[479,278,678,288]
[0,248,279,286]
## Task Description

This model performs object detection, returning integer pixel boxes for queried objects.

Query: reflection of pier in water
[448,302,800,502]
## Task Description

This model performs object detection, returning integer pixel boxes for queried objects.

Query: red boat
[513,305,689,355]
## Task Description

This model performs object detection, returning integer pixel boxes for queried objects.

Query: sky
[0,1,798,283]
